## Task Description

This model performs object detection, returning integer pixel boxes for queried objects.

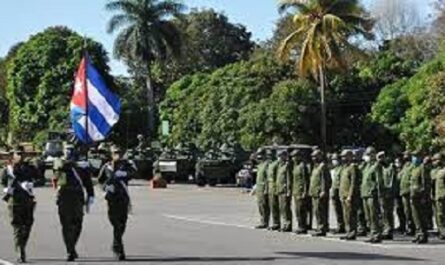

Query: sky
[0,0,434,75]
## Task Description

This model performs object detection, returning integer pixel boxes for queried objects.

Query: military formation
[1,144,135,263]
[254,146,445,244]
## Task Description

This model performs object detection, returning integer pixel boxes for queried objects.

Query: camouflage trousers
[268,194,280,229]
[341,197,358,237]
[256,193,270,227]
[278,194,292,231]
[58,201,84,254]
[8,201,36,252]
[411,195,428,239]
[332,191,344,231]
[363,196,381,239]
[107,200,129,254]
[293,196,310,232]
[402,194,415,233]
[312,197,329,233]
[380,196,394,236]
[436,199,445,237]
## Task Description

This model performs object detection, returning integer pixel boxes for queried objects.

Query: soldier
[399,151,415,235]
[136,134,147,151]
[339,150,360,240]
[1,146,36,263]
[410,151,431,244]
[53,144,95,261]
[98,145,136,260]
[379,152,395,240]
[290,149,310,234]
[266,149,280,230]
[276,150,292,232]
[361,147,383,243]
[431,153,444,236]
[424,156,434,230]
[355,150,368,236]
[254,149,270,229]
[434,157,445,239]
[393,156,406,233]
[309,150,331,236]
[330,153,345,234]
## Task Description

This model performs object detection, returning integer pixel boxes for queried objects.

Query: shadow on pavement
[276,251,425,261]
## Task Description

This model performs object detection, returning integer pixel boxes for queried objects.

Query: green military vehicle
[195,143,248,187]
[126,147,156,180]
[155,144,197,183]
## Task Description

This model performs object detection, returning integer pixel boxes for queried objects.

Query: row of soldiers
[254,146,445,244]
[1,144,135,263]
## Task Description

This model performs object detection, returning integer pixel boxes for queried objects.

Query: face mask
[412,156,421,166]
[332,160,339,166]
[363,155,370,163]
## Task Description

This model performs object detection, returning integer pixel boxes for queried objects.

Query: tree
[106,0,185,137]
[155,9,255,88]
[6,26,112,143]
[277,0,374,153]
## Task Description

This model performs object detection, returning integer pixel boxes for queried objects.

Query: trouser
[411,196,428,239]
[268,194,280,228]
[341,197,358,237]
[395,196,406,231]
[108,201,129,254]
[278,194,292,230]
[293,196,310,231]
[312,197,329,233]
[363,196,381,239]
[402,194,415,232]
[332,192,345,230]
[58,202,84,254]
[380,196,394,236]
[426,198,434,230]
[8,202,36,253]
[256,193,270,227]
[436,199,445,237]
[357,197,367,233]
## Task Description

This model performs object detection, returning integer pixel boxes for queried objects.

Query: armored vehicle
[154,144,197,183]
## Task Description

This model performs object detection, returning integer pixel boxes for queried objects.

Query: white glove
[105,185,115,193]
[115,170,128,178]
[3,187,14,195]
[21,182,34,192]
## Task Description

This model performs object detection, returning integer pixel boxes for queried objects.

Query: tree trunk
[145,71,155,140]
[319,65,327,160]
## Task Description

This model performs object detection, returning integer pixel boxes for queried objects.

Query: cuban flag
[71,55,121,144]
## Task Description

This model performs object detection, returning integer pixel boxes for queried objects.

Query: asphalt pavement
[0,181,444,265]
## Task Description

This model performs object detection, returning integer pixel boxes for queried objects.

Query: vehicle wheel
[196,173,206,187]
[208,179,217,187]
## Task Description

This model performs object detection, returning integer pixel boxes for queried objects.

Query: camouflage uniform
[1,158,36,263]
[255,159,270,229]
[331,158,345,233]
[291,157,310,234]
[410,162,431,243]
[267,159,280,230]
[53,157,94,260]
[399,161,415,234]
[435,168,445,239]
[339,155,360,240]
[276,154,292,231]
[98,155,136,260]
[380,161,396,239]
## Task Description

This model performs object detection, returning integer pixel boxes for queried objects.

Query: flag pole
[83,37,89,160]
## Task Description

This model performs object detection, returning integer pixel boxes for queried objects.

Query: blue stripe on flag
[86,58,121,114]
[87,102,112,136]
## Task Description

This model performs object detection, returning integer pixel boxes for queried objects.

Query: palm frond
[107,14,137,34]
[153,0,186,18]
[278,0,311,14]
[277,27,305,62]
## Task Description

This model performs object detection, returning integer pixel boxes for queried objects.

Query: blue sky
[0,0,432,75]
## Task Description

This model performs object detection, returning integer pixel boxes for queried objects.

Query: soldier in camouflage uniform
[1,146,36,263]
[266,149,280,230]
[361,147,383,243]
[410,151,431,244]
[53,144,95,261]
[309,150,331,236]
[393,156,406,233]
[339,150,360,240]
[355,150,368,236]
[330,153,345,234]
[379,152,395,240]
[290,149,310,234]
[434,156,445,239]
[276,150,292,232]
[399,152,415,235]
[98,145,136,260]
[431,153,444,237]
[254,149,270,229]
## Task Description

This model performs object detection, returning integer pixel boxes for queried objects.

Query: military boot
[17,247,26,263]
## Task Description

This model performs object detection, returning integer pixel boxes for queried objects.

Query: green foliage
[6,26,112,144]
[371,49,445,151]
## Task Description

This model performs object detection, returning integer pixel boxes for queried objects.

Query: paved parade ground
[1,181,445,265]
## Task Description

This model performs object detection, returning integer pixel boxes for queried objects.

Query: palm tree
[106,0,185,136]
[277,0,374,154]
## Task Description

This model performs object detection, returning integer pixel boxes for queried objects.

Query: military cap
[290,149,302,157]
[340,150,352,157]
[376,151,385,159]
[365,146,376,155]
[433,153,443,161]
[311,149,322,157]
[110,145,122,153]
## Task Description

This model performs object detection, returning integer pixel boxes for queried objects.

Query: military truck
[195,143,248,187]
[154,144,197,183]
